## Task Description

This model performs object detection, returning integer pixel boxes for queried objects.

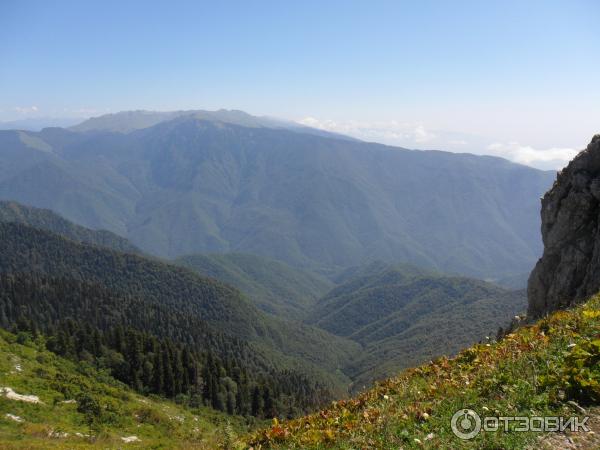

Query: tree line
[0,272,330,418]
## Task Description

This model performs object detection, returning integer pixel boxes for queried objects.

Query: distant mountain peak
[69,108,357,141]
[0,115,554,279]
[68,108,275,132]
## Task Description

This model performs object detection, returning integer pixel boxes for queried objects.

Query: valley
[0,112,544,401]
[0,193,531,431]
[0,115,596,448]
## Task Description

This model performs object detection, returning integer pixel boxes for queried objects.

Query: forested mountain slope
[0,222,360,402]
[0,200,140,254]
[0,201,529,400]
[0,273,332,419]
[0,112,554,280]
[307,262,527,387]
[176,253,333,319]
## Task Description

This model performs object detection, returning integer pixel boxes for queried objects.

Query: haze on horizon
[1,0,599,170]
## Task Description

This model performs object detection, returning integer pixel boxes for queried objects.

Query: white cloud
[62,107,106,117]
[486,142,578,170]
[413,125,435,143]
[297,116,579,170]
[297,117,436,145]
[14,105,39,115]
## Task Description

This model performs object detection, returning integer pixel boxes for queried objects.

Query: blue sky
[1,0,599,168]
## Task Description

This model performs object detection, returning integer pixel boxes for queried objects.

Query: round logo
[451,409,481,440]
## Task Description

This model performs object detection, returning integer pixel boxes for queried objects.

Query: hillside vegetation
[246,293,600,449]
[0,222,361,413]
[176,253,332,319]
[0,113,554,279]
[307,262,526,387]
[0,201,140,254]
[0,272,337,420]
[0,328,250,449]
[173,256,529,389]
[0,205,533,407]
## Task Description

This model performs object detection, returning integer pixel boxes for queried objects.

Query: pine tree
[162,345,175,397]
[263,386,274,418]
[251,386,262,417]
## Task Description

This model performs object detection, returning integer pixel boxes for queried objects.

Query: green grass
[0,329,254,449]
[245,294,600,449]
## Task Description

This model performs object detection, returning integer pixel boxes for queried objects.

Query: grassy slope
[176,253,333,320]
[245,294,600,449]
[0,329,250,449]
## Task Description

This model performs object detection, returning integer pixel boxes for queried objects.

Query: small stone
[567,400,586,414]
[5,413,23,422]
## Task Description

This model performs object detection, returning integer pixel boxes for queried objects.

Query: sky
[1,0,599,169]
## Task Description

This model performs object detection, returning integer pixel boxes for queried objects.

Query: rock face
[528,135,600,317]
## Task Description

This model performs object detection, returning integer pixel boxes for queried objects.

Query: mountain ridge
[69,109,356,141]
[0,200,141,254]
[306,262,526,387]
[0,112,555,280]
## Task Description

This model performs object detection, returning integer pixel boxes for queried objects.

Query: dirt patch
[532,406,600,449]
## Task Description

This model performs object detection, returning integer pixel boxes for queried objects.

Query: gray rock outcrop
[528,134,600,317]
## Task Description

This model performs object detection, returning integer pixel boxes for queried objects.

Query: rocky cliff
[528,134,600,317]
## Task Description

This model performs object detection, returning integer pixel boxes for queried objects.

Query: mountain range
[305,261,526,387]
[0,217,360,409]
[0,108,567,447]
[0,109,555,281]
[0,201,528,389]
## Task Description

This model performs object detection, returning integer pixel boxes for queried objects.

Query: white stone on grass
[1,387,42,404]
